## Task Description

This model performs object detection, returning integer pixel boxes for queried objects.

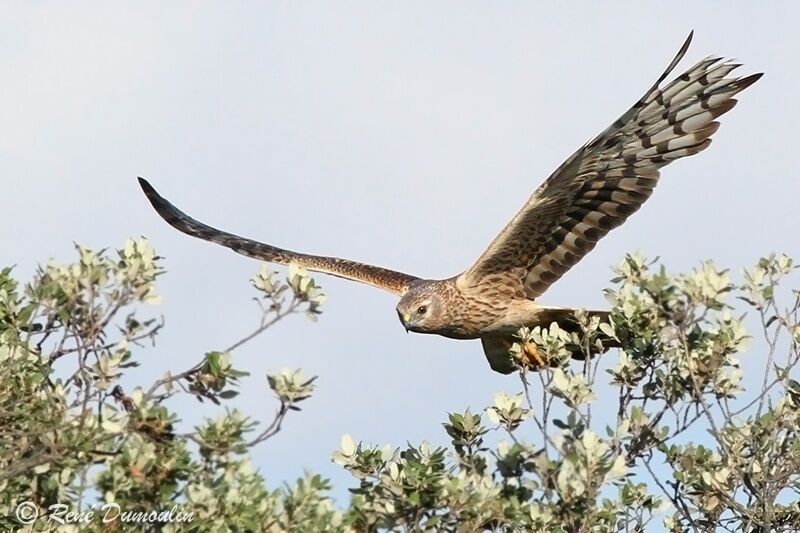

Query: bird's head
[396,280,446,334]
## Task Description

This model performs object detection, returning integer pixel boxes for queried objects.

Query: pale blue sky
[3,1,799,512]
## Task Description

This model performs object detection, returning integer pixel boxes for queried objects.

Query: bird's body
[396,277,571,340]
[139,33,761,374]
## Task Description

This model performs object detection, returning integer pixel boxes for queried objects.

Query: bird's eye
[417,305,427,315]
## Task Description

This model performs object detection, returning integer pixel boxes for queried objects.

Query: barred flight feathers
[461,32,762,299]
[138,33,760,375]
[137,178,419,296]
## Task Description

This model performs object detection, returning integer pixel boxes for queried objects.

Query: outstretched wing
[460,32,761,299]
[138,178,419,296]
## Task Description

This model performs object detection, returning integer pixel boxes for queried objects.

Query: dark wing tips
[735,72,764,92]
[137,177,171,219]
[137,176,155,195]
[679,30,694,58]
[137,177,170,215]
[137,177,203,236]
[654,31,695,87]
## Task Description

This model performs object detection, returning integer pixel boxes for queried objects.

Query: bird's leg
[522,340,547,369]
[501,338,547,370]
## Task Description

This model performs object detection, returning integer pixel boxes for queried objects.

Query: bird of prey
[139,33,761,374]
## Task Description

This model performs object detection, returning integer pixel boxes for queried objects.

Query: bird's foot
[522,341,547,369]
[501,338,547,370]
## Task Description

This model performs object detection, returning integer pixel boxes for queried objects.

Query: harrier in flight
[139,33,760,374]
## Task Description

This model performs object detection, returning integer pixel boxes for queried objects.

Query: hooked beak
[397,310,412,333]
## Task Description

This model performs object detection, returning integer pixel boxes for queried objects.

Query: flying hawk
[139,33,761,374]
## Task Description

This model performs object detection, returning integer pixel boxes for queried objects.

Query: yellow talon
[523,341,547,369]
[499,338,547,371]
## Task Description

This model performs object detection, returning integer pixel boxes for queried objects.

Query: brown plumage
[139,33,761,374]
